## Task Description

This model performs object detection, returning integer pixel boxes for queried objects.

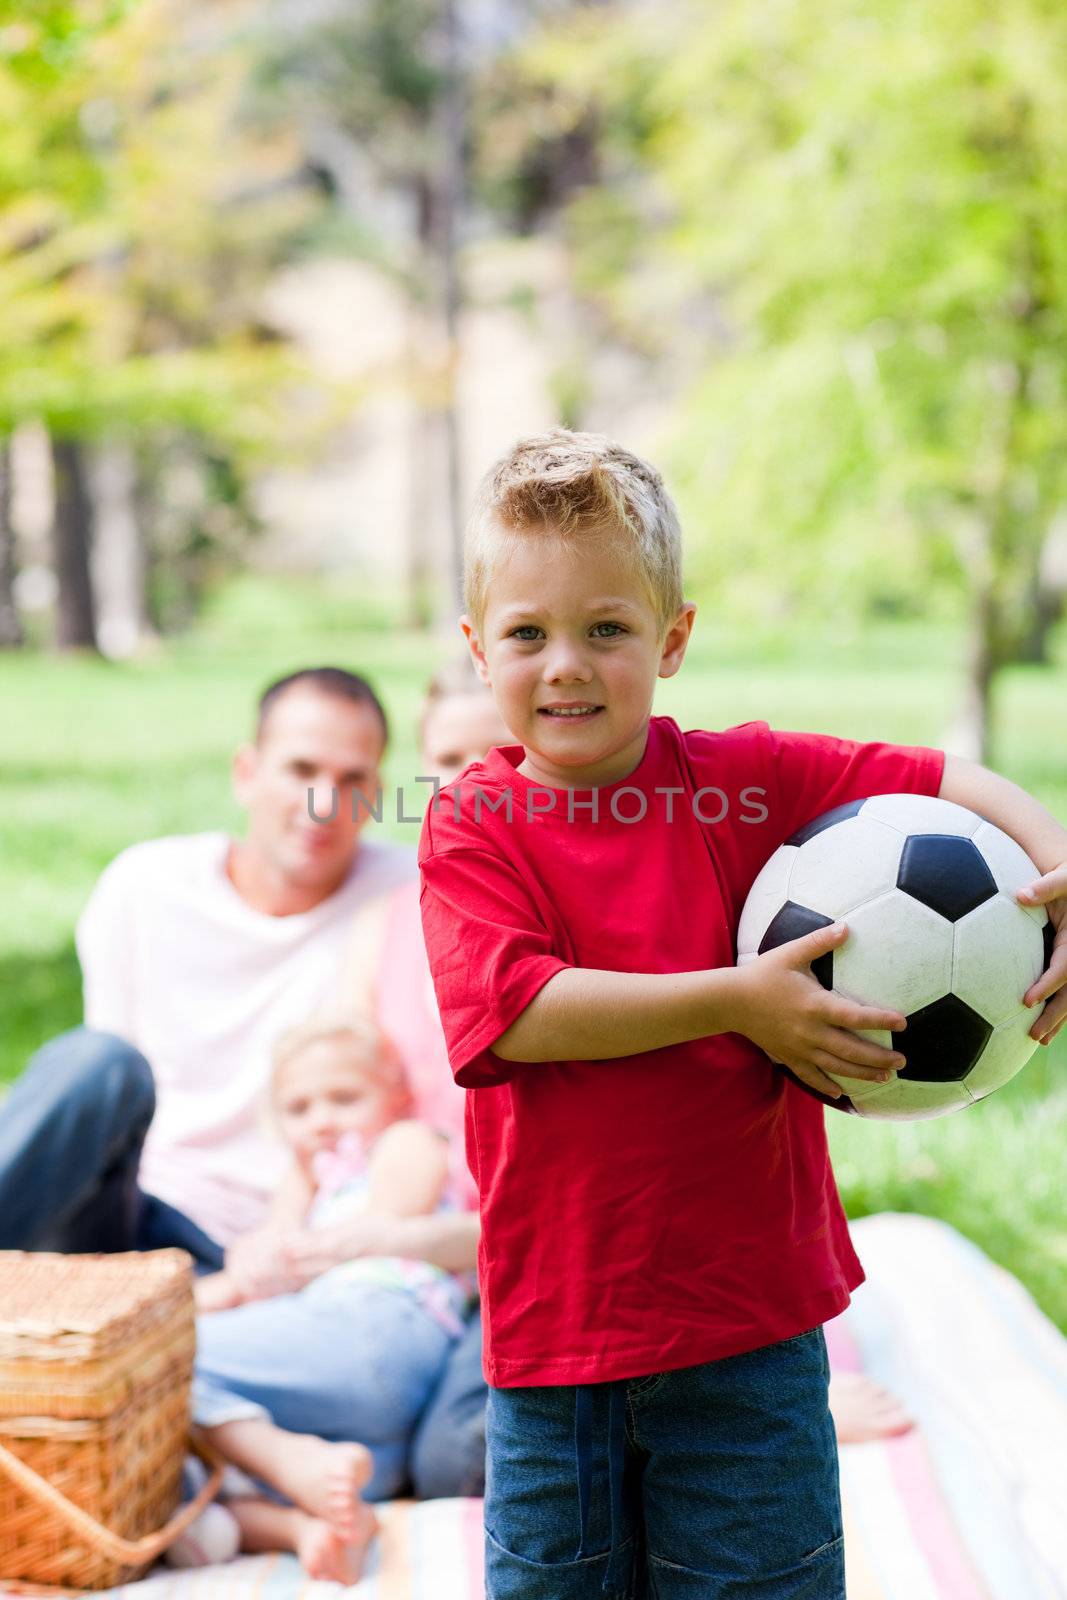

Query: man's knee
[8,1027,155,1135]
[0,1028,156,1252]
[410,1401,486,1498]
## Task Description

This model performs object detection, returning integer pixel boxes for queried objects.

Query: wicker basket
[0,1250,223,1590]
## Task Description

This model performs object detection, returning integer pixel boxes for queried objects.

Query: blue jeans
[195,1277,462,1501]
[410,1302,486,1497]
[484,1328,844,1600]
[0,1027,488,1498]
[0,1027,223,1267]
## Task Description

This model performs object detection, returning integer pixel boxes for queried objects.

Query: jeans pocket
[485,1522,636,1591]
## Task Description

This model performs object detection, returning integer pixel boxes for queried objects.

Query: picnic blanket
[827,1212,1067,1599]
[4,1213,1065,1600]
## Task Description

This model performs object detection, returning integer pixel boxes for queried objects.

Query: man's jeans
[0,1026,487,1497]
[484,1327,843,1599]
[0,1027,223,1265]
[410,1303,486,1497]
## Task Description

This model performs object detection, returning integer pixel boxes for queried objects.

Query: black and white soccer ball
[737,794,1052,1119]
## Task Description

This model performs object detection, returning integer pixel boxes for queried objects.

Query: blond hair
[464,428,685,638]
[270,1014,410,1112]
[423,655,486,705]
[416,654,489,732]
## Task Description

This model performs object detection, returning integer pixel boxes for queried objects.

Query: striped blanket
[7,1213,1066,1600]
[827,1212,1067,1600]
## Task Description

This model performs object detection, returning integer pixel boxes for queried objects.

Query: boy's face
[461,534,695,788]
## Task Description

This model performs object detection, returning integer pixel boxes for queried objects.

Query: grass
[3,574,1066,1329]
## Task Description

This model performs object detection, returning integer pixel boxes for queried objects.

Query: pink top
[374,880,479,1212]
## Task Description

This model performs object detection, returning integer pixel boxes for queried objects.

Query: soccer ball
[736,794,1052,1119]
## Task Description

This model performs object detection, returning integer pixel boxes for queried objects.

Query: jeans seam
[485,1524,634,1570]
[626,1371,670,1402]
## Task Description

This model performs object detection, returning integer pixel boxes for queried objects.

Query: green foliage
[254,0,446,145]
[0,0,320,449]
[0,4,136,81]
[249,0,448,278]
[520,0,1067,640]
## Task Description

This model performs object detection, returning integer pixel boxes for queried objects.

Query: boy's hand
[1018,863,1067,1045]
[733,922,907,1101]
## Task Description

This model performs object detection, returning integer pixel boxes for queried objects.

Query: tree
[0,442,21,647]
[51,438,97,648]
[0,0,321,648]
[527,0,1067,759]
[253,0,469,627]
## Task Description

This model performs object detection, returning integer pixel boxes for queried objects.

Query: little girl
[180,1016,469,1582]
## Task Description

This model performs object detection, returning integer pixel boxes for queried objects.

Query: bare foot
[829,1373,915,1444]
[272,1436,374,1540]
[295,1507,379,1584]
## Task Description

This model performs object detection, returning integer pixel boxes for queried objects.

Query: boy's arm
[422,820,899,1102]
[938,754,1067,1041]
[495,755,1067,1073]
[493,930,908,1101]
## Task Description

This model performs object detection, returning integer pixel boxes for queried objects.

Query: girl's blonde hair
[423,654,486,704]
[418,655,493,745]
[464,428,685,638]
[270,1014,411,1114]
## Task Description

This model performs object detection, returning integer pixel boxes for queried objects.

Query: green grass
[3,575,1066,1329]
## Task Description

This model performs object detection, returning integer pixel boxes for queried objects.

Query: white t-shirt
[75,831,416,1244]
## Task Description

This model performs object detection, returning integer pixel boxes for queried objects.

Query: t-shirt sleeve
[765,725,945,841]
[419,845,569,1088]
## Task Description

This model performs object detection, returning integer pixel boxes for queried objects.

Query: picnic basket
[0,1249,223,1591]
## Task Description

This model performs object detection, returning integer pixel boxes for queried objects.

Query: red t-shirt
[418,715,944,1387]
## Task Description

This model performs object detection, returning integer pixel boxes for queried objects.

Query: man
[0,666,482,1497]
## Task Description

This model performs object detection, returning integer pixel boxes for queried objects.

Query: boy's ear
[658,601,697,681]
[459,614,493,686]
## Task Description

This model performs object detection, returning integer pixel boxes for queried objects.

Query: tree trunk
[404,303,436,633]
[1015,519,1067,664]
[51,437,98,651]
[90,442,155,656]
[0,441,23,647]
[1015,578,1063,666]
[943,511,1001,765]
[959,585,998,767]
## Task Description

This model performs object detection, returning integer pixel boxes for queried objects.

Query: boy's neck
[515,724,651,790]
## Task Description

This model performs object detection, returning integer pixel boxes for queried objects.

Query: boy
[417,430,1067,1598]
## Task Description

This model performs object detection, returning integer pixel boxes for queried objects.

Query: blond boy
[418,430,1067,1599]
